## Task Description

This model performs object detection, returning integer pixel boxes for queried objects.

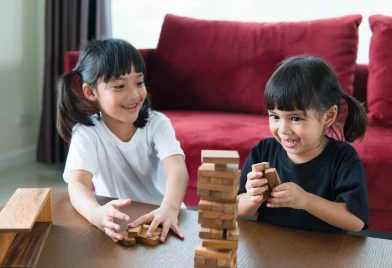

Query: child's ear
[324,105,338,128]
[82,83,98,101]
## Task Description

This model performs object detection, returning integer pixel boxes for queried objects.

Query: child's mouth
[282,139,298,148]
[121,103,139,112]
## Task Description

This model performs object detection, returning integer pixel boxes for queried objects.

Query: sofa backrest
[64,50,369,112]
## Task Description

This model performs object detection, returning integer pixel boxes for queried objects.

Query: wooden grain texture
[0,189,389,268]
[0,233,16,265]
[198,164,240,179]
[0,189,51,232]
[36,195,52,223]
[0,223,52,268]
[201,150,240,165]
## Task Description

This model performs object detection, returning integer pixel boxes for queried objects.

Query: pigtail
[342,94,368,142]
[56,70,99,143]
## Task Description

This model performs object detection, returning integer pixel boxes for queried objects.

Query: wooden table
[2,189,392,268]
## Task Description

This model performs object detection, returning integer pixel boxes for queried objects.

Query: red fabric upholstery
[148,14,361,113]
[368,15,392,127]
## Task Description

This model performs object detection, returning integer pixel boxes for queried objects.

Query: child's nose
[278,121,293,135]
[126,88,139,99]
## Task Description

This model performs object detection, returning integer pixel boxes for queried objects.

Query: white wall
[112,0,392,64]
[0,0,45,165]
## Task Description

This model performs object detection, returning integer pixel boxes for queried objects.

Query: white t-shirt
[63,111,185,206]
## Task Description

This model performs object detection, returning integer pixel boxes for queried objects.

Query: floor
[1,161,391,240]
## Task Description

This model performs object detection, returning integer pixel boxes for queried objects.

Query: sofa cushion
[367,15,392,127]
[150,14,362,113]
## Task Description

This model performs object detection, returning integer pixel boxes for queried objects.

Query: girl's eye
[291,117,303,122]
[137,81,144,86]
[269,115,279,120]
[113,85,125,89]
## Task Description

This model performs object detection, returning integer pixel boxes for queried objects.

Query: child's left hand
[127,205,184,243]
[266,182,309,210]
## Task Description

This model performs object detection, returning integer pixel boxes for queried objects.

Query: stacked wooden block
[194,150,240,268]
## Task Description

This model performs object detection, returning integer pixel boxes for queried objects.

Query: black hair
[56,38,150,142]
[264,56,367,142]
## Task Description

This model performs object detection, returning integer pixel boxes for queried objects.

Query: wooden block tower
[0,188,53,268]
[194,150,240,268]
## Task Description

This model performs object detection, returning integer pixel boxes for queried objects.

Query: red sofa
[65,14,392,233]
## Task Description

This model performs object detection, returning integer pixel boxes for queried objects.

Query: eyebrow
[268,110,305,116]
[111,73,144,80]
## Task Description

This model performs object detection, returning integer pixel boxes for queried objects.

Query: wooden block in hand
[202,239,238,249]
[251,162,270,172]
[201,150,240,165]
[119,231,136,247]
[127,225,143,238]
[264,168,281,190]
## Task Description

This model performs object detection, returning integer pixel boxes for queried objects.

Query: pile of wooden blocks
[120,224,163,247]
[194,150,240,268]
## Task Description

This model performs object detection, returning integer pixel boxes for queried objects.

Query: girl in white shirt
[57,38,189,244]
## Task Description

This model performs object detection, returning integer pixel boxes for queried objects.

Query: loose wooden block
[119,231,136,247]
[199,200,212,211]
[0,188,52,232]
[226,223,240,241]
[201,150,240,165]
[195,245,233,261]
[199,210,237,221]
[251,162,270,172]
[139,225,162,237]
[264,168,281,189]
[202,239,238,249]
[198,164,239,179]
[136,235,160,246]
[127,225,143,238]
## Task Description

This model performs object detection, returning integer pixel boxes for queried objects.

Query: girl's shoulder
[325,137,361,163]
[71,115,102,138]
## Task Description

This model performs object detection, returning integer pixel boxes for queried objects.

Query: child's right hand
[246,171,269,204]
[89,199,131,242]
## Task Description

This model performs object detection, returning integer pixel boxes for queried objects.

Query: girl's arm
[128,154,189,242]
[305,193,364,232]
[161,154,189,212]
[68,170,100,222]
[268,183,365,232]
[68,170,131,242]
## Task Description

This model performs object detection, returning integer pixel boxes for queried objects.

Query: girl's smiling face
[95,64,147,126]
[268,108,333,163]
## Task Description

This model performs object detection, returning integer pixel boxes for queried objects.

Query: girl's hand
[246,171,269,204]
[267,182,309,210]
[89,199,131,242]
[128,205,183,243]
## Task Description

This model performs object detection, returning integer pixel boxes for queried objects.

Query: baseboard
[0,146,36,171]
